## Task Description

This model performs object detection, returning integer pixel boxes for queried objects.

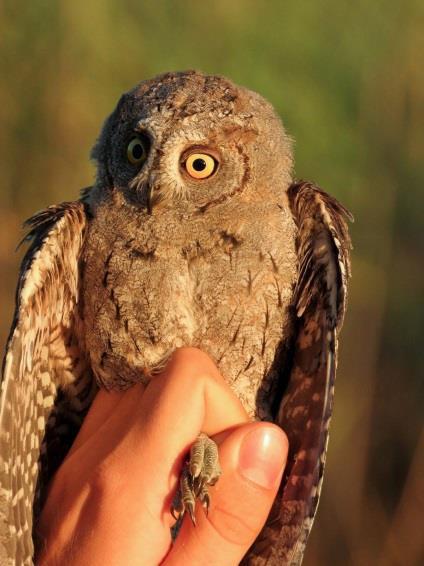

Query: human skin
[36,348,288,565]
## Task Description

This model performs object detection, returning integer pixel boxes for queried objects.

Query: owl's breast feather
[82,198,297,415]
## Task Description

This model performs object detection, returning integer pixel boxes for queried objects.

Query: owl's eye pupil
[192,158,206,172]
[132,143,144,160]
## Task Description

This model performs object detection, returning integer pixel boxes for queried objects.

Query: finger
[67,385,145,458]
[98,348,250,543]
[145,346,249,434]
[39,348,250,565]
[165,422,288,566]
[66,347,246,476]
[111,347,249,485]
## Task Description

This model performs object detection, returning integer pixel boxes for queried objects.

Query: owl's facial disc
[124,119,246,213]
[92,71,293,213]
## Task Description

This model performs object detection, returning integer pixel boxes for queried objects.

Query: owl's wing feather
[243,181,352,565]
[0,201,94,565]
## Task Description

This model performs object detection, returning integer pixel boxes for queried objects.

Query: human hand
[36,348,288,565]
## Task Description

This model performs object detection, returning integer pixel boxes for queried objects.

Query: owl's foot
[171,433,221,525]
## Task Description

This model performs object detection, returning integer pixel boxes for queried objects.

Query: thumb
[165,422,288,566]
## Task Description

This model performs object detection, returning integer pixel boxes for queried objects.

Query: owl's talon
[201,492,210,515]
[172,433,221,528]
[170,504,180,522]
[186,500,196,526]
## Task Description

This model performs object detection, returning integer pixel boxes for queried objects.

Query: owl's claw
[171,433,221,527]
[200,490,210,516]
[170,503,180,522]
[186,499,196,526]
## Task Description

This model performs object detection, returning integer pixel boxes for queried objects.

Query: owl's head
[91,71,293,213]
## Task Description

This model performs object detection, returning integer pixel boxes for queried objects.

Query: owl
[0,70,352,565]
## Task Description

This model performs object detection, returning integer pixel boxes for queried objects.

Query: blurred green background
[1,1,423,564]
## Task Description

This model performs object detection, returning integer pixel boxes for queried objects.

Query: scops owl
[0,71,352,565]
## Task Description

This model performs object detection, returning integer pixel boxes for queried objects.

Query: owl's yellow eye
[185,153,217,179]
[127,136,149,165]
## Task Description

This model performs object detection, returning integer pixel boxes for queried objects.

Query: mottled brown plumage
[0,71,352,565]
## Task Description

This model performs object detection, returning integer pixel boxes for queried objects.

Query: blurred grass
[0,1,423,564]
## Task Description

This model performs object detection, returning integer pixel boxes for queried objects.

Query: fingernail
[238,426,287,489]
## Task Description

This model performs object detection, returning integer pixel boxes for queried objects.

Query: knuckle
[209,503,259,546]
[89,459,127,499]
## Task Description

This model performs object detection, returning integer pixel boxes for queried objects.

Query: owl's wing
[0,201,95,565]
[243,181,352,565]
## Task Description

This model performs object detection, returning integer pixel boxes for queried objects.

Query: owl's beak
[146,183,153,214]
[146,172,161,214]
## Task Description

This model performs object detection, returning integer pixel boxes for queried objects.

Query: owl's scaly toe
[171,433,221,526]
